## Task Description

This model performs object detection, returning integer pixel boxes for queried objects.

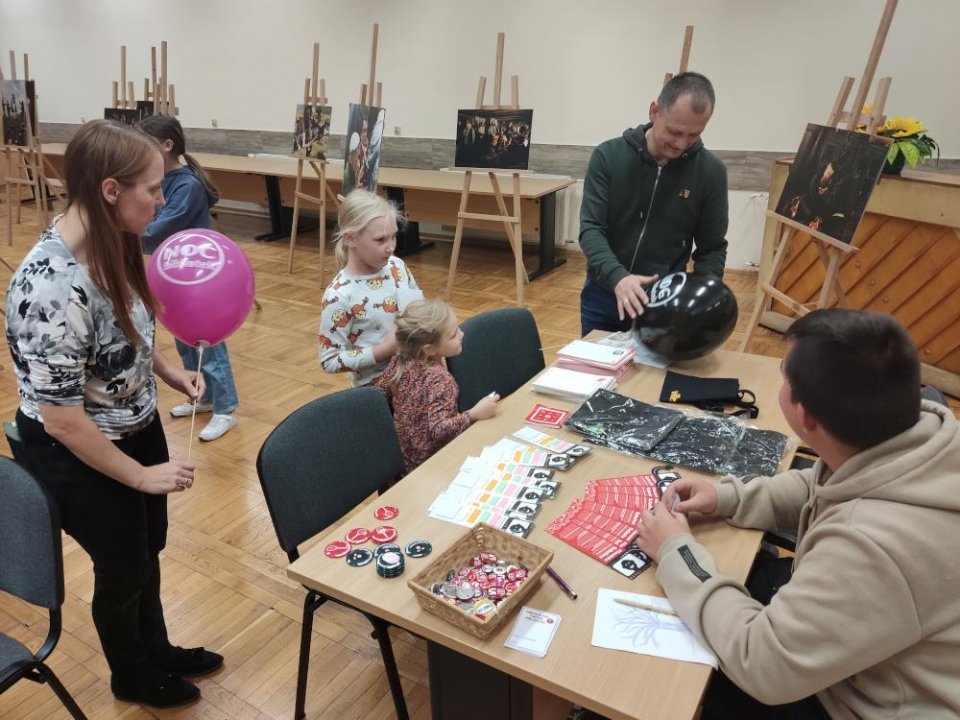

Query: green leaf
[887,144,901,164]
[901,142,921,167]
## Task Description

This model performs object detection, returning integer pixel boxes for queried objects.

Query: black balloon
[633,272,738,361]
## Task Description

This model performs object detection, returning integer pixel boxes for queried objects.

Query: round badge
[345,527,371,545]
[371,526,398,544]
[345,548,374,567]
[374,505,399,521]
[374,543,401,559]
[324,540,351,559]
[405,540,433,559]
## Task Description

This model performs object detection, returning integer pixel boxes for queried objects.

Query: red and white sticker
[374,505,399,521]
[371,526,398,544]
[345,527,371,545]
[324,540,351,558]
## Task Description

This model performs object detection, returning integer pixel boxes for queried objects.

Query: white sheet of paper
[505,607,562,658]
[591,588,717,668]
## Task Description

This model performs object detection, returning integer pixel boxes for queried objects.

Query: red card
[525,403,570,428]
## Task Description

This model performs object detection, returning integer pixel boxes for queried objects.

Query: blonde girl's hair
[383,298,456,386]
[332,189,405,269]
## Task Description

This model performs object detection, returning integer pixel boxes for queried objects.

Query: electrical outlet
[393,125,401,136]
[211,118,219,128]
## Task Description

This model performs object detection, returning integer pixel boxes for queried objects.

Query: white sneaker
[199,413,237,442]
[170,401,214,418]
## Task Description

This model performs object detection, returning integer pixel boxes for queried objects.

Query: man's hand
[662,477,719,515]
[614,274,659,321]
[635,500,690,562]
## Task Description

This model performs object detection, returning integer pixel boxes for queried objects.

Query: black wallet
[659,370,758,418]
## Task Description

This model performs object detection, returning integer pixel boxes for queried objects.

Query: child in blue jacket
[140,115,240,441]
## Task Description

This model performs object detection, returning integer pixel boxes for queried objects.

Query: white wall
[559,182,768,270]
[2,0,958,155]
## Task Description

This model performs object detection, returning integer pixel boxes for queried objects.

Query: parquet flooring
[0,199,950,720]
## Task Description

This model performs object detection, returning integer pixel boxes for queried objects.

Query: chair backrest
[0,456,64,610]
[256,386,404,561]
[447,307,545,412]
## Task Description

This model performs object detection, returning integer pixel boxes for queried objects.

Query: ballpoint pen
[546,566,577,600]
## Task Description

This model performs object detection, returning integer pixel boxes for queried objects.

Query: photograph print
[103,107,141,127]
[136,100,155,120]
[774,123,891,244]
[292,103,332,160]
[2,79,31,146]
[455,108,533,170]
[343,103,385,194]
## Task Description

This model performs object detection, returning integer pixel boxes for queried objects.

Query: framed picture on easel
[455,108,533,170]
[1,79,30,146]
[774,123,890,245]
[343,102,385,193]
[292,103,331,160]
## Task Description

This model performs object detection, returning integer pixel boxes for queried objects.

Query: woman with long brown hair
[5,119,222,708]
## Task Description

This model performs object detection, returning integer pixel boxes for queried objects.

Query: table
[41,144,574,281]
[760,159,960,396]
[288,349,796,720]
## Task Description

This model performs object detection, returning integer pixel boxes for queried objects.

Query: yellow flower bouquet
[877,116,939,171]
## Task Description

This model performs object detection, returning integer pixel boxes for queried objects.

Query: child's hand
[467,392,499,422]
[373,327,398,362]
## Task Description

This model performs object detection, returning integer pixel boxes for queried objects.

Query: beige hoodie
[656,400,960,718]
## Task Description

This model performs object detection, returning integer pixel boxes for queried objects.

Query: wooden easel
[110,42,178,116]
[444,32,527,306]
[663,25,694,86]
[739,0,898,352]
[358,23,383,110]
[286,42,339,283]
[299,24,382,285]
[2,51,64,244]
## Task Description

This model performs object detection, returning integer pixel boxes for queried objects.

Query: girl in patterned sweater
[318,190,421,386]
[374,299,498,472]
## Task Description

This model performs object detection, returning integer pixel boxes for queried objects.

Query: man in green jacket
[579,72,728,335]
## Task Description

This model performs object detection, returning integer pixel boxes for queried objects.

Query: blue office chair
[256,387,408,720]
[0,456,87,719]
[447,307,546,412]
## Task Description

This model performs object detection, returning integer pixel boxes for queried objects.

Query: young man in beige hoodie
[636,309,960,719]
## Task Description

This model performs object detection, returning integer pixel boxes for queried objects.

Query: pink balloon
[147,229,255,347]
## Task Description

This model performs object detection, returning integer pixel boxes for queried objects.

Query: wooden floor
[0,202,933,720]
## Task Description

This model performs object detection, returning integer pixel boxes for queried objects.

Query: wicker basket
[407,523,554,639]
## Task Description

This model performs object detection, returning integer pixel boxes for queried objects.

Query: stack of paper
[532,367,617,402]
[557,340,635,374]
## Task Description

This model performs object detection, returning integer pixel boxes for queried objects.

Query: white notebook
[532,367,616,402]
[557,340,634,369]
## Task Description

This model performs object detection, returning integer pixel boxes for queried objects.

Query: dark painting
[455,108,533,170]
[774,123,891,244]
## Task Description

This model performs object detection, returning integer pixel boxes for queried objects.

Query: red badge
[324,540,351,558]
[345,527,371,545]
[371,526,398,544]
[374,505,399,521]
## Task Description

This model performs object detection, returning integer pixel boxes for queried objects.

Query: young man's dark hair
[784,308,921,449]
[657,72,716,114]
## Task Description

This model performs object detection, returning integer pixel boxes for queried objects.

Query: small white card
[504,606,562,658]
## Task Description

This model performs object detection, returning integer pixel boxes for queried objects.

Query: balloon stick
[187,343,205,462]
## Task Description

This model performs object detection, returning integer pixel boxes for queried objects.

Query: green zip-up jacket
[579,123,728,291]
